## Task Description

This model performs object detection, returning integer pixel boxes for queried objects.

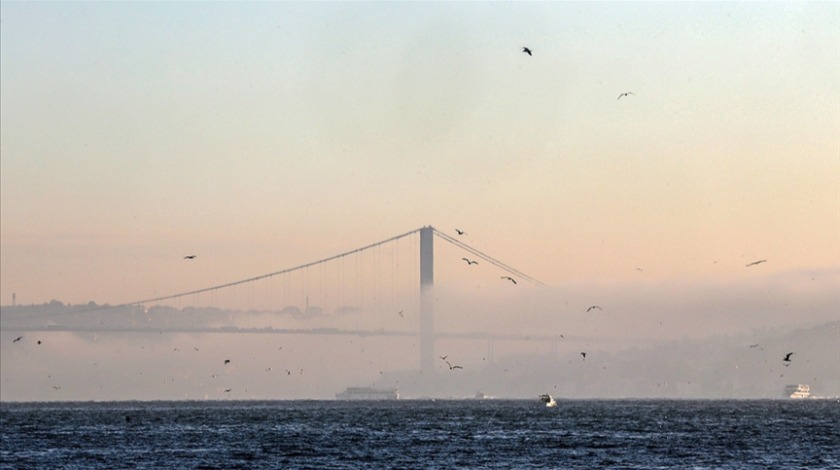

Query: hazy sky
[2,2,838,306]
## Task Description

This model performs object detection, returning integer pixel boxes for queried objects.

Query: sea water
[1,399,838,469]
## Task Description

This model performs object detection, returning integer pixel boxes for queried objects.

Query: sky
[1,2,839,400]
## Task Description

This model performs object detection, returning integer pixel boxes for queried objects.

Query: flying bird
[455,229,466,235]
[12,336,23,343]
[580,352,587,360]
[746,259,767,267]
[224,389,232,393]
[783,352,794,362]
[501,276,517,285]
[224,359,231,365]
[445,360,463,370]
[439,355,448,361]
[617,91,634,100]
[461,258,478,265]
[183,255,197,260]
[586,305,603,312]
[522,46,532,56]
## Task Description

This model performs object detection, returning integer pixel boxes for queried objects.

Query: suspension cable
[432,229,545,286]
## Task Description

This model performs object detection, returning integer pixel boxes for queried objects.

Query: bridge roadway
[1,324,649,345]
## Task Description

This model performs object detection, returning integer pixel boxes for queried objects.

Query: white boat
[784,384,811,399]
[336,387,399,400]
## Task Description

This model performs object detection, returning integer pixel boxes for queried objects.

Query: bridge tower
[419,226,434,375]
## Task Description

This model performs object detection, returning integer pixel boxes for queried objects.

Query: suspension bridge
[1,226,585,374]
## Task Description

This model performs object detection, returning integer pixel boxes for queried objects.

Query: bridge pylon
[419,226,434,375]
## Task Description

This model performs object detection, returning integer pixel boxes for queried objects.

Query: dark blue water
[2,399,838,469]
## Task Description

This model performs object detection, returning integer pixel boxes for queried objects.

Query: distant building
[336,387,399,400]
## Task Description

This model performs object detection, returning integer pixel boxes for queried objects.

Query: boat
[336,386,399,400]
[784,384,811,399]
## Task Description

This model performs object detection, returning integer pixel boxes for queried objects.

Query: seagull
[445,360,463,370]
[501,276,517,285]
[461,258,478,265]
[224,389,232,393]
[586,305,602,312]
[397,310,404,318]
[746,259,767,267]
[439,355,448,361]
[580,352,587,360]
[617,91,634,100]
[224,359,231,365]
[183,255,197,260]
[455,229,466,235]
[522,46,532,56]
[13,336,22,343]
[783,352,794,363]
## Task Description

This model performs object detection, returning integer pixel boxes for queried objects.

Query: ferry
[336,387,399,400]
[783,384,811,399]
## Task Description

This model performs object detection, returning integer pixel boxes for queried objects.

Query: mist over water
[2,268,837,402]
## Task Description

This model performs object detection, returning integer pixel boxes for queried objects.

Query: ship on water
[784,384,811,399]
[336,387,399,400]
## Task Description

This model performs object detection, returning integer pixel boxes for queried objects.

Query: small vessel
[336,386,399,400]
[784,384,811,399]
[539,394,557,407]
